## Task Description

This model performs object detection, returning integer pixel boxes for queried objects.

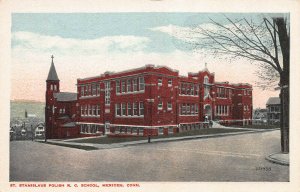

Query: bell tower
[45,55,60,139]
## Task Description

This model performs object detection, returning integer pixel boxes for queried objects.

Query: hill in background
[10,100,45,121]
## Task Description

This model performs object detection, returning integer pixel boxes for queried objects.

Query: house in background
[266,97,281,124]
[252,108,268,125]
[35,123,45,138]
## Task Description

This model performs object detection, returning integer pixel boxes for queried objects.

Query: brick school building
[45,56,252,139]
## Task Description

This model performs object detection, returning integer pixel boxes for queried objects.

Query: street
[10,130,288,181]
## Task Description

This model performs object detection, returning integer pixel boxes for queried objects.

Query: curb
[265,153,289,166]
[41,129,279,150]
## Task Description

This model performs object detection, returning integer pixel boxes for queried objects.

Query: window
[92,84,96,96]
[139,102,144,116]
[96,84,100,96]
[195,84,199,95]
[186,104,191,115]
[195,104,199,114]
[85,85,88,95]
[50,84,53,90]
[181,83,186,94]
[191,104,195,114]
[127,103,132,116]
[168,79,172,87]
[186,85,191,95]
[204,85,210,98]
[133,78,138,92]
[158,100,163,110]
[80,125,84,133]
[105,81,111,105]
[81,106,84,116]
[133,102,138,116]
[115,104,121,116]
[167,102,172,110]
[158,78,162,86]
[121,80,126,93]
[85,105,88,116]
[80,85,84,97]
[54,85,57,91]
[96,105,100,116]
[181,104,186,115]
[190,85,194,95]
[204,76,209,84]
[127,79,132,92]
[92,105,96,116]
[116,80,120,93]
[121,103,126,116]
[139,77,145,91]
[89,105,92,116]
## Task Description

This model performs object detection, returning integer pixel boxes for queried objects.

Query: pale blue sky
[12,13,288,53]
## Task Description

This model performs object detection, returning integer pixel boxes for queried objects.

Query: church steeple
[47,55,59,81]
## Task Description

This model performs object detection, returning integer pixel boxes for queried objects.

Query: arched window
[204,76,209,84]
[204,76,210,98]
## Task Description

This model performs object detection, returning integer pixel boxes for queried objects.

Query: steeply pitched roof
[47,56,59,81]
[53,92,77,102]
[266,97,280,105]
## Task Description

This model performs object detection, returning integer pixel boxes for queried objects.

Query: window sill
[115,115,144,118]
[116,90,145,95]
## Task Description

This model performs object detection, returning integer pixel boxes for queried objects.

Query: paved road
[10,130,289,181]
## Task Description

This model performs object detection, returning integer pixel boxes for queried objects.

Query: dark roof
[47,59,59,81]
[62,122,76,128]
[57,115,70,120]
[54,92,77,102]
[266,97,280,105]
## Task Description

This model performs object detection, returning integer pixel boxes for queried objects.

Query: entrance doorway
[204,104,212,120]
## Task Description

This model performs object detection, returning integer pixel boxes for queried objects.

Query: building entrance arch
[204,104,212,121]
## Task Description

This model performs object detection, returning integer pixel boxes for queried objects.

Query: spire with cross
[47,54,59,81]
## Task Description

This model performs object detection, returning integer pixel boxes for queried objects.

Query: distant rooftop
[54,92,77,102]
[266,97,280,105]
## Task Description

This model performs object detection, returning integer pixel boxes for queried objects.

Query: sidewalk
[266,152,289,166]
[41,128,278,150]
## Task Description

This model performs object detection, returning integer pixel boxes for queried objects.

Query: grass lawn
[67,128,249,144]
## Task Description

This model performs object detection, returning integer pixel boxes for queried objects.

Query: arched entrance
[204,104,212,121]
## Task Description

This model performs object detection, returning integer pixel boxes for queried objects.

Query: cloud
[149,23,219,43]
[11,31,277,108]
[12,31,151,56]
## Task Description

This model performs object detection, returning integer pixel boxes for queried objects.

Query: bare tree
[184,15,289,153]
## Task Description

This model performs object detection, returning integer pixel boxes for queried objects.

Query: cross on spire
[47,55,59,81]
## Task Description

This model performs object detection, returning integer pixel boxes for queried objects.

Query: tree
[184,15,289,153]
